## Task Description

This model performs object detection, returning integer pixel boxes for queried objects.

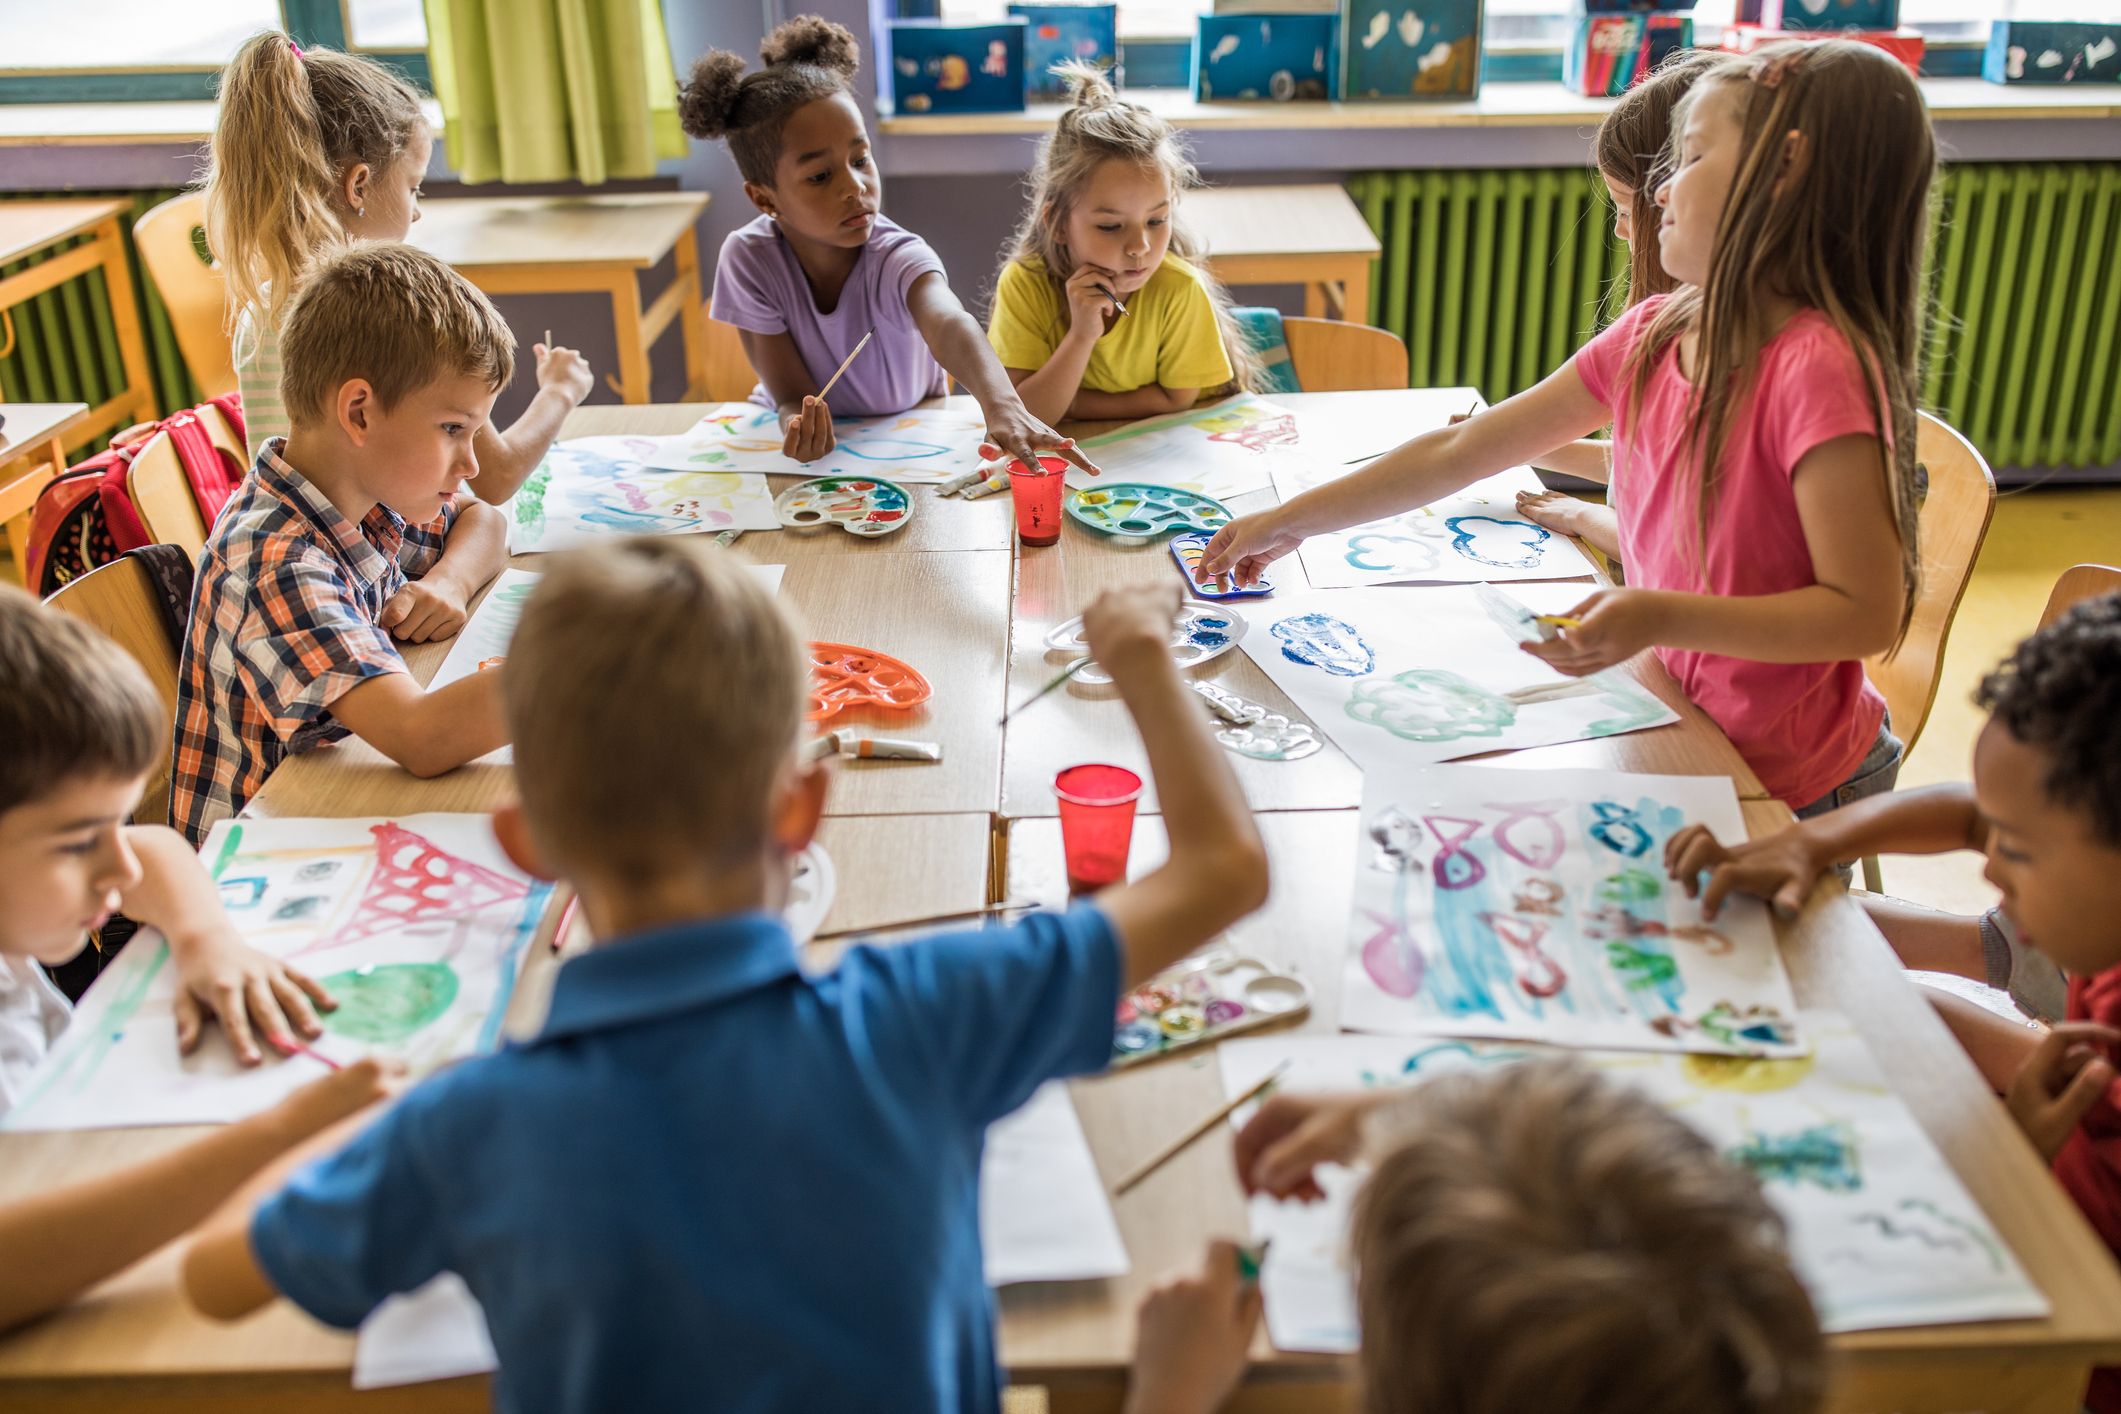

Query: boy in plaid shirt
[171,244,515,842]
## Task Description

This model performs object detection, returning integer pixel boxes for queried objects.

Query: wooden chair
[44,555,184,827]
[1282,316,1408,392]
[125,429,210,562]
[2039,563,2121,629]
[705,315,754,403]
[1859,411,1997,892]
[133,193,236,399]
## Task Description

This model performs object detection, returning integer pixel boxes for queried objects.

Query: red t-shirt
[2056,968,2121,1412]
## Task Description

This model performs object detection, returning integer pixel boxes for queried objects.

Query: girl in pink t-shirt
[681,18,1091,475]
[1205,40,1932,814]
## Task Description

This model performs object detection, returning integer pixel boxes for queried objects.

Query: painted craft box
[1984,21,2121,85]
[1758,0,1898,31]
[1340,0,1483,100]
[885,19,1027,114]
[1572,0,1692,10]
[1009,3,1119,96]
[1192,13,1340,102]
[1564,12,1694,97]
[1721,21,1923,74]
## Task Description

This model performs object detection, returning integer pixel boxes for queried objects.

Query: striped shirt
[233,306,290,462]
[170,440,457,843]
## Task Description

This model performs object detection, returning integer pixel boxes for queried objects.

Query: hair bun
[1055,60,1118,112]
[760,15,860,79]
[678,49,748,139]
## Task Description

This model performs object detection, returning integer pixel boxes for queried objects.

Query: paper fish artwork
[1342,762,1803,1055]
[6,815,557,1131]
[1273,464,1598,588]
[1219,1015,2046,1353]
[647,402,993,484]
[508,435,781,552]
[1069,395,1303,501]
[1239,583,1675,772]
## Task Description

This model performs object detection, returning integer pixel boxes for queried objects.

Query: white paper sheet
[1342,762,1802,1055]
[1069,395,1303,501]
[1278,463,1599,588]
[1220,1015,2048,1349]
[1238,582,1675,773]
[506,435,782,552]
[645,402,993,484]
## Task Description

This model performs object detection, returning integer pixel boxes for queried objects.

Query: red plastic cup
[1008,454,1068,548]
[1054,763,1143,895]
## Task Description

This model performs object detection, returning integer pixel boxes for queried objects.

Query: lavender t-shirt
[710,213,949,418]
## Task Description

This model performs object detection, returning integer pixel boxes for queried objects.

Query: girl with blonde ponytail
[202,31,593,499]
[989,62,1259,426]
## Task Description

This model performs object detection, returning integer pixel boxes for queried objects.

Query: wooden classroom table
[1184,184,1381,321]
[6,388,2120,1411]
[0,200,157,453]
[0,400,88,573]
[408,194,712,406]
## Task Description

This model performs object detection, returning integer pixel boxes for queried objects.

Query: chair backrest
[1282,317,1408,392]
[125,429,211,561]
[705,316,754,403]
[133,193,236,399]
[43,556,184,827]
[1864,411,1998,758]
[2038,563,2121,629]
[199,397,249,470]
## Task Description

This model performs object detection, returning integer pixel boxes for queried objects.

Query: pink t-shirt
[1573,294,1888,809]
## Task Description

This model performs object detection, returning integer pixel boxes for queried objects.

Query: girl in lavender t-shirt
[680,17,1092,475]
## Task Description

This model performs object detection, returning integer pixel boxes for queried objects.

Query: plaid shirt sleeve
[398,495,460,579]
[237,548,409,740]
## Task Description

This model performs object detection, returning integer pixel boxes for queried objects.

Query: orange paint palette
[807,642,933,722]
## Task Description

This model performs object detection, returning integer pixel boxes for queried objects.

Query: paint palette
[1170,531,1273,600]
[1066,483,1232,543]
[1113,953,1311,1067]
[807,642,932,722]
[1044,604,1247,686]
[775,476,914,538]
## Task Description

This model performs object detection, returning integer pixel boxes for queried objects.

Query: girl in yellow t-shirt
[988,64,1258,426]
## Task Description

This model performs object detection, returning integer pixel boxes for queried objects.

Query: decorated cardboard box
[1192,13,1340,102]
[885,19,1027,114]
[1984,21,2121,85]
[1340,0,1483,100]
[1573,0,1693,10]
[1009,3,1119,97]
[1564,12,1694,97]
[1721,21,1922,74]
[1758,0,1898,33]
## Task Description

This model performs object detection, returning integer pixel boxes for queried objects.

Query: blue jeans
[1794,712,1905,883]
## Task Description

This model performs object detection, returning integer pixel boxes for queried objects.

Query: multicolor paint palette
[1066,483,1233,543]
[807,642,932,722]
[1044,604,1247,685]
[1113,953,1311,1067]
[1170,531,1273,600]
[775,476,914,538]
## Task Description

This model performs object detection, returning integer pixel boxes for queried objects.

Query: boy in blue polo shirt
[182,536,1269,1413]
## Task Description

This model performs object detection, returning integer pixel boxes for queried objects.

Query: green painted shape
[1346,669,1515,743]
[1596,868,1661,905]
[1587,681,1668,737]
[317,963,459,1045]
[209,822,246,881]
[514,463,552,533]
[1606,940,1678,990]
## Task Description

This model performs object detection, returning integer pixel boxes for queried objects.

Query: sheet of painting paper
[507,435,782,552]
[645,402,993,484]
[5,815,556,1131]
[1343,762,1802,1055]
[1238,583,1674,773]
[1220,1016,2047,1350]
[1274,463,1598,588]
[1068,394,1303,501]
[351,1080,1125,1386]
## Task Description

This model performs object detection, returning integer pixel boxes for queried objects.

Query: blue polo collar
[527,912,802,1045]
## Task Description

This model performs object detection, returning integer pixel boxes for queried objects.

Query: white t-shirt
[0,954,73,1118]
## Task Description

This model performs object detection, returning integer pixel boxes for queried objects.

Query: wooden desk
[410,195,712,406]
[0,401,87,576]
[0,201,156,453]
[1184,185,1381,321]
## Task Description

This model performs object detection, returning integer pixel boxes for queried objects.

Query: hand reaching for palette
[1200,507,1306,587]
[1082,582,1186,674]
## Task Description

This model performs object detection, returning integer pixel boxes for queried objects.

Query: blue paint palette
[1066,483,1232,543]
[1045,603,1247,685]
[1170,532,1273,599]
[1113,953,1311,1067]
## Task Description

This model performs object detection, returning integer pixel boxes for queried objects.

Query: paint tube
[831,733,943,762]
[805,735,837,762]
[936,465,990,496]
[960,472,1011,500]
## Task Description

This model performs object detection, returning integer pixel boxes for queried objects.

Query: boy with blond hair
[0,585,392,1331]
[184,538,1270,1413]
[1128,1060,1825,1414]
[170,242,514,843]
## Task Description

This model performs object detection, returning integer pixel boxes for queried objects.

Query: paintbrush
[999,656,1094,725]
[813,328,874,405]
[1098,285,1128,317]
[811,899,1036,942]
[271,1034,342,1071]
[1342,401,1480,465]
[1114,1060,1290,1195]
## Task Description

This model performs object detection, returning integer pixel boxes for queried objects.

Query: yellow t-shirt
[988,254,1234,395]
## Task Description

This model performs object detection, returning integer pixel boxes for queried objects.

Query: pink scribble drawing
[1423,815,1486,890]
[1487,799,1569,870]
[324,822,535,948]
[1483,913,1567,998]
[1205,412,1299,454]
[1359,910,1425,998]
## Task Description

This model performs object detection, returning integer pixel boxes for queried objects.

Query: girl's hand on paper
[1232,1092,1378,1202]
[1200,510,1304,588]
[1124,1239,1262,1414]
[1519,587,1664,677]
[1666,821,1828,921]
[2007,1023,2121,1161]
[781,395,836,462]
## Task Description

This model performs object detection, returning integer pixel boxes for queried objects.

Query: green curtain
[423,0,687,185]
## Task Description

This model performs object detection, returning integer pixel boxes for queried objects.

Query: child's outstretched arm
[327,668,507,779]
[465,342,596,505]
[379,500,508,645]
[904,272,1100,476]
[1530,439,1612,486]
[0,1060,390,1333]
[1084,585,1269,985]
[124,825,336,1065]
[1201,361,1610,585]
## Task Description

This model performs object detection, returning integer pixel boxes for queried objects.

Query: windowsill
[877,76,2121,135]
[0,97,444,146]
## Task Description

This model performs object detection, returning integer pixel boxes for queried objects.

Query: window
[346,0,429,53]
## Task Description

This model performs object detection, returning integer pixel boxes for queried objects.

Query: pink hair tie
[289,39,305,58]
[1754,48,1805,90]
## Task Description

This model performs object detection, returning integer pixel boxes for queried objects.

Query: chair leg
[1861,855,1884,895]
